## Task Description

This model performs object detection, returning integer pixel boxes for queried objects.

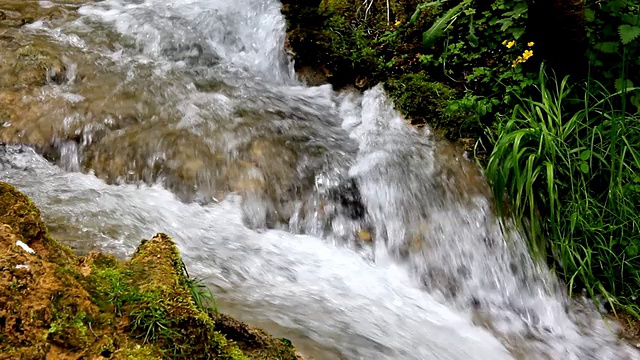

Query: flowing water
[1,0,639,359]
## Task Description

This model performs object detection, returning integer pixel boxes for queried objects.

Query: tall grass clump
[485,67,640,316]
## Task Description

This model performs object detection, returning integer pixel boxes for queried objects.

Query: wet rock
[213,313,301,359]
[295,65,329,86]
[356,229,371,242]
[162,42,221,68]
[326,178,365,220]
[0,0,76,27]
[0,182,73,263]
[0,0,345,234]
[13,42,68,86]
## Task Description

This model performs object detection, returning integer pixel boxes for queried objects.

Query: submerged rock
[0,182,300,359]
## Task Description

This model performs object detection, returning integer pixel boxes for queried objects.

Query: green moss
[213,314,299,360]
[122,234,252,359]
[55,265,83,287]
[47,310,90,349]
[385,73,479,139]
[0,182,48,242]
[0,182,75,264]
[82,234,295,359]
[319,0,350,13]
[116,344,164,359]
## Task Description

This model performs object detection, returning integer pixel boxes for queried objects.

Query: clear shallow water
[1,0,639,358]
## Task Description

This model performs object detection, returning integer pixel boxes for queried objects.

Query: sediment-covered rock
[0,182,300,359]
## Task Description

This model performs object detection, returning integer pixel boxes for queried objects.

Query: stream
[1,0,639,359]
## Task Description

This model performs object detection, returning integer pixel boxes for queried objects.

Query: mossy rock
[0,182,48,245]
[384,73,479,140]
[0,182,74,264]
[0,186,103,358]
[0,182,300,359]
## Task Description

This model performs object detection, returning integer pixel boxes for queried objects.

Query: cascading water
[1,0,638,359]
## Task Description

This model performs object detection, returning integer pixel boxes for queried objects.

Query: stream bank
[281,0,480,142]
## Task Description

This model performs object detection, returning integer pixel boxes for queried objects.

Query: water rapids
[1,0,638,358]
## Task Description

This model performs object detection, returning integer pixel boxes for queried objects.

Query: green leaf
[580,150,591,161]
[632,95,640,113]
[497,18,514,31]
[626,244,638,257]
[584,8,595,22]
[615,78,634,92]
[594,42,619,53]
[622,14,638,25]
[409,1,441,25]
[513,2,528,16]
[580,162,589,174]
[511,27,525,40]
[422,0,472,48]
[478,104,487,116]
[467,33,479,47]
[619,25,640,45]
[607,0,629,13]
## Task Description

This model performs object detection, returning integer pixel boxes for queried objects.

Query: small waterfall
[1,0,638,358]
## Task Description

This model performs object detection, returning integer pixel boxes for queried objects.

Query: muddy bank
[0,182,300,359]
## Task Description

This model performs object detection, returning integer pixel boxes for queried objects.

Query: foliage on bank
[485,70,640,318]
[0,182,299,359]
[282,0,640,319]
[282,0,479,139]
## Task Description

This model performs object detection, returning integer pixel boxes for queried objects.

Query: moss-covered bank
[281,0,479,140]
[0,182,300,359]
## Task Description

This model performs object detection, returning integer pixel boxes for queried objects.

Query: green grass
[484,66,640,317]
[185,277,219,316]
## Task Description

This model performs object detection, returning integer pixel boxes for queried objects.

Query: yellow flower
[522,49,533,60]
[395,20,402,26]
[507,40,515,49]
[527,42,535,47]
[502,40,508,45]
[512,56,525,67]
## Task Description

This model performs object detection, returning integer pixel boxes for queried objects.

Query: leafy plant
[96,268,132,316]
[128,293,180,345]
[586,0,640,109]
[179,259,218,315]
[485,67,640,316]
[421,0,472,48]
[185,277,218,316]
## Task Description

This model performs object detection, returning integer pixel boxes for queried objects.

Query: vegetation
[282,0,640,320]
[485,69,640,317]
